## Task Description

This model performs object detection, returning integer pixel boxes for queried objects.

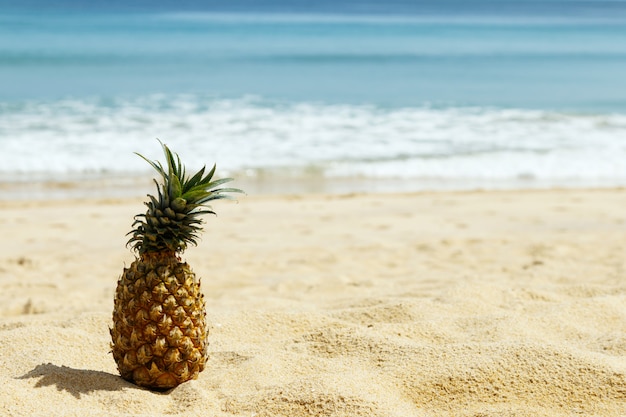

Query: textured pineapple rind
[111,255,208,389]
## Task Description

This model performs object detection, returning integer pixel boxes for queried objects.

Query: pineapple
[111,140,242,390]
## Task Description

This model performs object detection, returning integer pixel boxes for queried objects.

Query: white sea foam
[2,95,626,190]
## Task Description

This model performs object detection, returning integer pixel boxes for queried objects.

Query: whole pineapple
[111,140,241,390]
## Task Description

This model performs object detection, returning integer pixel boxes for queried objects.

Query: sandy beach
[1,188,625,416]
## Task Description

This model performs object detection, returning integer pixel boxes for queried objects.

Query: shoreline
[2,173,626,201]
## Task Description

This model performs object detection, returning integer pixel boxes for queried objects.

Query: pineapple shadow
[17,363,142,399]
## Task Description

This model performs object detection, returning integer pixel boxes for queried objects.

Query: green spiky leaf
[127,140,244,255]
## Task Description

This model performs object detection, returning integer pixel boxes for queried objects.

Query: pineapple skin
[111,253,208,390]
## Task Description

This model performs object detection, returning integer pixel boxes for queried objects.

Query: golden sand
[1,189,625,416]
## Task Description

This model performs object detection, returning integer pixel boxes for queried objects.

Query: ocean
[2,1,626,196]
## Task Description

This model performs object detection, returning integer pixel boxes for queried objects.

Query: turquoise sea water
[2,1,626,193]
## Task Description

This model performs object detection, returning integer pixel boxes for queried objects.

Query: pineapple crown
[127,140,242,255]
